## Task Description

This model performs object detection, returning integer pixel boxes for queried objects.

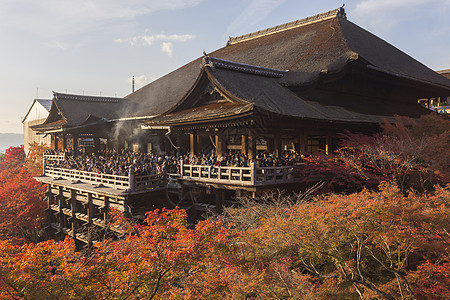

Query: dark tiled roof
[151,59,398,125]
[127,7,450,119]
[36,99,52,111]
[339,19,450,89]
[208,62,400,123]
[33,92,143,131]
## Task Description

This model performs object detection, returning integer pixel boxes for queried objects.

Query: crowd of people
[45,150,180,177]
[44,149,302,177]
[185,151,300,168]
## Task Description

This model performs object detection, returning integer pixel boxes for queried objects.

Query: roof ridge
[53,92,125,103]
[227,6,346,46]
[202,56,287,78]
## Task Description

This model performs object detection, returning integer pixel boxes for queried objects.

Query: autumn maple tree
[0,145,46,243]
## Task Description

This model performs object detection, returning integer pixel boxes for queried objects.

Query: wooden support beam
[215,135,224,157]
[189,132,198,158]
[94,136,100,154]
[248,133,256,159]
[54,135,59,151]
[299,131,308,155]
[241,135,247,155]
[274,129,282,157]
[104,197,110,226]
[175,131,182,155]
[70,189,81,249]
[214,190,225,214]
[73,135,79,156]
[58,186,65,231]
[62,135,67,150]
[87,193,93,226]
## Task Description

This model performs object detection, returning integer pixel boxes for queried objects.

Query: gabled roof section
[22,99,52,123]
[149,57,398,125]
[338,17,450,89]
[128,6,450,119]
[32,92,143,132]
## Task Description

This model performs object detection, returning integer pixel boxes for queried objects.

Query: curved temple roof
[147,56,403,126]
[32,92,142,132]
[127,7,450,120]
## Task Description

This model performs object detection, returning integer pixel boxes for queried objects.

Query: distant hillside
[0,133,23,153]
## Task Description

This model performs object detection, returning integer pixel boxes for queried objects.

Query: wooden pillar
[87,193,93,226]
[248,133,256,159]
[103,197,110,226]
[241,135,247,155]
[62,135,67,150]
[93,136,100,154]
[54,135,59,151]
[274,129,282,157]
[47,185,53,226]
[189,132,198,158]
[176,131,182,155]
[158,132,165,154]
[299,132,308,155]
[128,165,135,192]
[73,135,79,156]
[58,186,64,230]
[70,189,81,249]
[215,135,224,157]
[267,136,274,154]
[214,189,225,214]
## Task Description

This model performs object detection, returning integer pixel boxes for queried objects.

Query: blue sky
[1,0,449,133]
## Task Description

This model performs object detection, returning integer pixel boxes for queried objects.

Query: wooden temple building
[32,7,450,247]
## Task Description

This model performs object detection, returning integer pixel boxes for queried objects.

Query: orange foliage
[25,142,51,176]
[0,146,46,243]
[0,182,447,299]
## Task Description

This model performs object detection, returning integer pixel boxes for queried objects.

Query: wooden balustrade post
[128,165,135,192]
[180,159,183,177]
[250,162,256,185]
[43,156,47,175]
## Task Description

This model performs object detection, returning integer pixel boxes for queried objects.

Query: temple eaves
[201,56,288,78]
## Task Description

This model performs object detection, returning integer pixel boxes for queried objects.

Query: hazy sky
[1,0,449,133]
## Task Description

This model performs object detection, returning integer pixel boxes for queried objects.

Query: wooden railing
[180,162,301,186]
[44,153,66,161]
[44,166,166,192]
[44,167,130,190]
[43,155,302,189]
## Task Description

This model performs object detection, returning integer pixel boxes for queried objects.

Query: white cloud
[0,0,205,39]
[226,0,287,36]
[128,75,148,89]
[115,33,195,46]
[351,0,450,36]
[160,42,174,56]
